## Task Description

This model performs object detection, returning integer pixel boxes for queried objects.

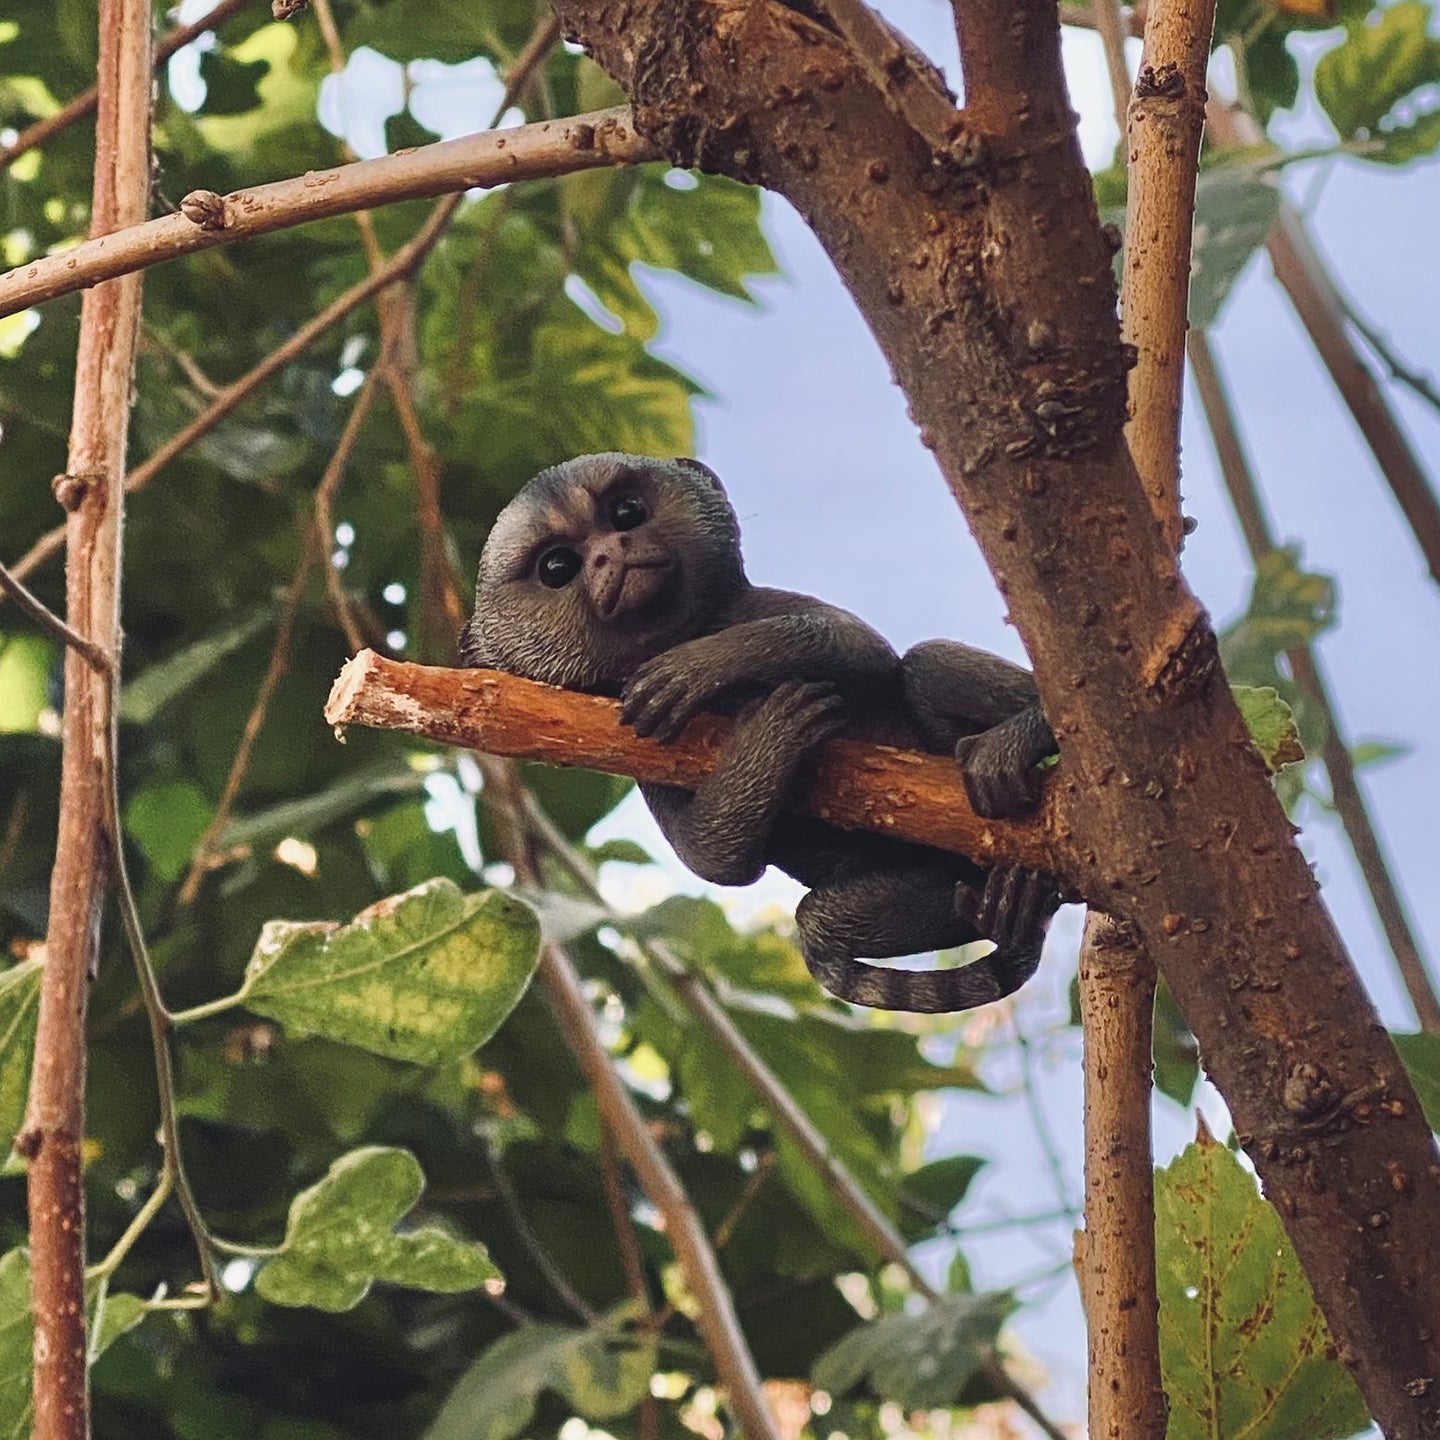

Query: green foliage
[232,878,542,1065]
[254,1146,500,1311]
[425,1308,656,1440]
[813,1291,1016,1409]
[1156,1135,1370,1440]
[1391,1031,1440,1129]
[1232,685,1306,771]
[1315,1,1440,163]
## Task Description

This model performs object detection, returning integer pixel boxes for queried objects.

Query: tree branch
[1205,99,1440,590]
[324,651,1054,870]
[22,1,151,1434]
[545,3,1440,1431]
[1190,329,1440,1032]
[0,109,657,321]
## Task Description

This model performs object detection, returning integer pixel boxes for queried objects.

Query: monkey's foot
[955,865,1061,951]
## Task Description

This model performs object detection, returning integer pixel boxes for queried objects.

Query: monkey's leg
[900,640,1056,820]
[794,864,1050,1013]
[640,680,846,887]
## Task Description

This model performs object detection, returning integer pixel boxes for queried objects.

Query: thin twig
[0,560,111,669]
[1013,1016,1078,1220]
[103,668,218,1293]
[2,197,462,594]
[1343,302,1440,420]
[0,0,257,173]
[314,360,387,655]
[0,108,657,321]
[176,535,318,905]
[1189,329,1440,1031]
[1091,0,1133,131]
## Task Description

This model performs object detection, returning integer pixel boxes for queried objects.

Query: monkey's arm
[901,639,1057,820]
[641,681,848,885]
[622,589,896,741]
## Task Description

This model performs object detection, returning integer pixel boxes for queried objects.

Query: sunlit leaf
[255,1146,500,1311]
[239,878,540,1064]
[426,1307,657,1440]
[1232,685,1306,771]
[1156,1134,1369,1440]
[813,1291,1015,1408]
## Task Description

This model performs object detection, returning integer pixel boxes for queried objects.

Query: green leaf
[197,48,271,117]
[1315,2,1440,159]
[1392,1031,1440,1130]
[1220,546,1336,686]
[1232,685,1306,771]
[0,1250,148,1439]
[1190,165,1283,329]
[255,1146,500,1312]
[426,1309,657,1440]
[586,837,655,866]
[0,959,41,1149]
[1152,977,1201,1109]
[119,608,271,725]
[123,779,214,882]
[1156,1134,1370,1440]
[1351,738,1409,770]
[812,1291,1016,1409]
[239,878,541,1064]
[897,1156,986,1243]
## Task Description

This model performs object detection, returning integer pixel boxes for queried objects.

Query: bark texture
[543,1,1440,1431]
[23,1,150,1435]
[324,651,1054,868]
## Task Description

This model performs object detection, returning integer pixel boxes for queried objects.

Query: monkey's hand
[621,639,741,742]
[955,865,1060,947]
[953,703,1055,819]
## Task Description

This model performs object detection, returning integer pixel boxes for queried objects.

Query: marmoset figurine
[461,453,1060,1012]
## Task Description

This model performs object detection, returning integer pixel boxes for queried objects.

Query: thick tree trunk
[546,0,1440,1431]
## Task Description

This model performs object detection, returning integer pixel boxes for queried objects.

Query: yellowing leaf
[255,1147,499,1312]
[1157,1134,1370,1440]
[241,878,540,1064]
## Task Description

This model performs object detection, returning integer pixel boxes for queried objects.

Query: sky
[302,4,1440,1430]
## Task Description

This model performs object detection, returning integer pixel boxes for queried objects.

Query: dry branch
[22,1,151,1434]
[543,1,1440,1430]
[0,109,657,320]
[324,651,1054,870]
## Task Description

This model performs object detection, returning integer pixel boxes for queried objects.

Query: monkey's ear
[673,456,727,494]
[457,616,493,668]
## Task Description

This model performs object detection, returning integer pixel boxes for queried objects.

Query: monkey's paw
[954,727,1044,820]
[955,865,1061,949]
[736,680,848,758]
[620,648,726,742]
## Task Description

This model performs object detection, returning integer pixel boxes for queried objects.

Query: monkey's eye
[537,547,582,589]
[609,496,648,531]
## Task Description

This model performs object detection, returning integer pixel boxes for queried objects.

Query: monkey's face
[465,453,746,692]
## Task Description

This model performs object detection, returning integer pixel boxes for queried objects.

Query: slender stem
[104,667,218,1292]
[88,1171,173,1280]
[1189,330,1440,1031]
[1343,302,1440,419]
[166,992,248,1027]
[24,2,151,1434]
[1091,0,1134,131]
[0,561,112,669]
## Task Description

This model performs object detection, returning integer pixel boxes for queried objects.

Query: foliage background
[1,0,1438,1433]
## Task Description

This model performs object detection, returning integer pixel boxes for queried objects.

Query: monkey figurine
[462,453,1061,1013]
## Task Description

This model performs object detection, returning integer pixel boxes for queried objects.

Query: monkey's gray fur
[462,453,1061,1012]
